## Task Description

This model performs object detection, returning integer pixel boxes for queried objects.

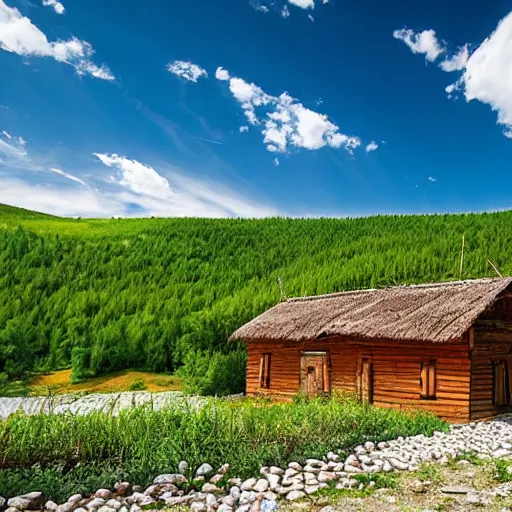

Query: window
[420,361,436,399]
[259,353,271,389]
[493,360,511,406]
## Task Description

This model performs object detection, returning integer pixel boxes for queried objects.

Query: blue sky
[0,0,511,218]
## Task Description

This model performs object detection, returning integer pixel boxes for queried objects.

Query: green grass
[0,395,447,501]
[494,458,512,482]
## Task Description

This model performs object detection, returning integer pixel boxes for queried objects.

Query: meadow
[2,203,512,394]
[0,395,447,501]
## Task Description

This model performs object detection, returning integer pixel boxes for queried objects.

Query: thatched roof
[230,278,512,344]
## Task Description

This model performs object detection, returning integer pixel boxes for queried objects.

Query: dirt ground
[28,369,181,395]
[280,458,512,511]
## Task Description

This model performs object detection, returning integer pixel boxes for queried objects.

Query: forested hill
[2,205,512,394]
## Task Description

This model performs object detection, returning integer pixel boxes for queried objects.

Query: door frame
[300,351,331,397]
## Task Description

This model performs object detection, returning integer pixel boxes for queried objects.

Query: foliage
[415,463,442,484]
[0,395,446,500]
[179,349,247,396]
[2,206,512,389]
[494,458,512,482]
[0,373,29,398]
[129,378,146,391]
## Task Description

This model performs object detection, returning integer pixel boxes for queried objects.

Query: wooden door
[358,356,373,403]
[300,352,330,397]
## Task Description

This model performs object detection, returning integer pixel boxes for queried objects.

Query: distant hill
[0,203,58,219]
[1,203,512,394]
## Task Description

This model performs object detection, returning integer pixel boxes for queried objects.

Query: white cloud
[287,0,315,8]
[0,179,117,217]
[440,44,469,71]
[393,28,445,62]
[94,153,173,200]
[167,60,208,82]
[428,176,437,182]
[273,157,280,166]
[215,66,230,81]
[396,12,512,139]
[93,152,279,218]
[50,167,86,186]
[0,130,27,158]
[454,12,512,138]
[218,70,360,154]
[251,0,327,18]
[42,0,64,15]
[365,141,379,153]
[0,0,113,80]
[308,14,314,23]
[239,125,249,133]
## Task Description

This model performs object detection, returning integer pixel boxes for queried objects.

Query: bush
[70,348,93,384]
[129,378,146,391]
[179,348,247,396]
[0,395,447,500]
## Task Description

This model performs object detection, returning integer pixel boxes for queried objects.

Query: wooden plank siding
[470,297,512,420]
[246,338,471,423]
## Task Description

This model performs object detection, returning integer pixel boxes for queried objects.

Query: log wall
[246,337,471,422]
[471,297,512,420]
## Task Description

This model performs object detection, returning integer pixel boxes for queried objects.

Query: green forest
[1,203,512,394]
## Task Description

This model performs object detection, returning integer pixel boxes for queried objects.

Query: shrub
[70,348,93,384]
[129,378,146,391]
[179,349,247,396]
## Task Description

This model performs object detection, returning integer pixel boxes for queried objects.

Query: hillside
[1,204,512,394]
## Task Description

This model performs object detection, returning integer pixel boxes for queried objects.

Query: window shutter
[420,364,428,397]
[495,361,505,406]
[259,356,265,388]
[421,361,436,399]
[259,354,271,389]
[428,364,436,398]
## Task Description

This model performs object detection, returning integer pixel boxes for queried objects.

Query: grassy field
[3,203,512,396]
[27,369,181,395]
[0,395,447,501]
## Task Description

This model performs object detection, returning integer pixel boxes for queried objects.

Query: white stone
[153,473,187,485]
[45,500,58,512]
[364,441,375,452]
[286,490,306,501]
[266,474,280,489]
[96,489,112,500]
[202,483,220,493]
[196,463,214,477]
[178,460,188,474]
[317,471,336,483]
[268,466,284,475]
[327,452,340,462]
[240,478,257,491]
[253,479,269,493]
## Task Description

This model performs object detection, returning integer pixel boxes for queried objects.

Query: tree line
[1,206,512,393]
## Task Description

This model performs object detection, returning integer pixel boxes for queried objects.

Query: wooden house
[230,278,512,423]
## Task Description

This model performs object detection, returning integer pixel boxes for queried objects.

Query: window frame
[259,353,271,389]
[420,360,437,400]
[493,359,511,407]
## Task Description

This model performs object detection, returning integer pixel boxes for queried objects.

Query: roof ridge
[286,277,512,303]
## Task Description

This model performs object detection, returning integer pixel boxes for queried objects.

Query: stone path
[0,391,206,420]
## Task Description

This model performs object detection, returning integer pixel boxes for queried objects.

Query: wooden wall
[246,338,471,422]
[471,297,512,420]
